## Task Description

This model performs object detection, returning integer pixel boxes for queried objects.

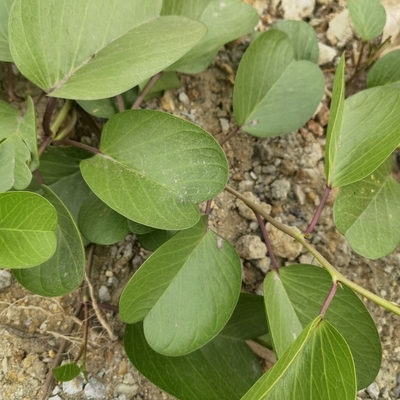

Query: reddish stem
[255,212,279,273]
[52,139,102,155]
[131,72,162,109]
[319,282,338,317]
[305,185,332,235]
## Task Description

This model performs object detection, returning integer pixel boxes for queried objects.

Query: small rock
[236,235,267,260]
[296,168,321,189]
[98,285,111,302]
[84,376,107,399]
[270,179,291,200]
[62,376,84,395]
[219,117,230,132]
[282,0,315,20]
[307,120,324,136]
[249,221,259,231]
[178,92,189,104]
[0,270,12,290]
[116,383,139,396]
[49,396,62,400]
[327,10,353,46]
[293,184,306,205]
[266,223,303,260]
[236,191,272,221]
[253,257,271,274]
[318,43,337,65]
[366,382,380,400]
[300,143,323,168]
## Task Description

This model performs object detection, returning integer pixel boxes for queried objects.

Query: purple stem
[304,185,332,235]
[319,282,338,317]
[52,139,102,155]
[132,72,162,109]
[34,169,45,185]
[38,135,53,157]
[116,94,125,112]
[205,199,213,215]
[42,97,57,138]
[255,212,279,273]
[219,126,240,146]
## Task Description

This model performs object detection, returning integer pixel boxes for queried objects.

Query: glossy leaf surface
[0,191,57,268]
[367,49,400,88]
[81,110,228,230]
[242,317,357,400]
[233,30,324,137]
[0,0,13,61]
[334,158,400,259]
[120,216,242,356]
[9,0,206,99]
[0,97,37,192]
[163,0,259,74]
[14,187,85,296]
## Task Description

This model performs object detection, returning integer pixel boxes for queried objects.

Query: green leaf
[277,264,381,389]
[9,0,206,100]
[367,49,400,88]
[136,228,178,251]
[80,110,228,230]
[139,71,181,100]
[52,362,81,382]
[263,270,303,358]
[242,317,357,400]
[120,216,242,356]
[0,191,57,268]
[325,54,345,185]
[127,220,155,235]
[233,30,324,138]
[0,97,37,192]
[28,146,92,222]
[329,86,400,187]
[334,157,400,259]
[0,0,13,61]
[163,0,259,74]
[124,295,265,400]
[13,186,85,296]
[78,191,129,245]
[348,0,386,41]
[272,20,319,63]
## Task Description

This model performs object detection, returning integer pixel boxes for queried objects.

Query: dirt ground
[1,1,400,399]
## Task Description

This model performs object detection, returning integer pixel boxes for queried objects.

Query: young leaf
[278,264,381,389]
[348,0,386,41]
[334,157,400,259]
[13,186,85,296]
[325,54,345,186]
[9,0,206,100]
[120,216,242,356]
[233,30,324,138]
[52,362,81,382]
[0,97,37,192]
[78,191,129,245]
[136,228,178,251]
[272,20,319,63]
[367,49,400,88]
[80,110,228,230]
[124,294,266,400]
[163,0,259,74]
[329,85,400,187]
[0,192,57,268]
[241,317,357,400]
[0,0,13,61]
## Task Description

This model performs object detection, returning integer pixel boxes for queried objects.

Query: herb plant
[0,0,399,399]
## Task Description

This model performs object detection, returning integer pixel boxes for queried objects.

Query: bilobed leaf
[329,85,400,187]
[124,294,265,400]
[0,191,57,268]
[348,0,386,41]
[233,30,324,138]
[9,0,206,100]
[52,362,81,382]
[334,157,400,259]
[163,0,259,74]
[136,228,178,251]
[272,20,319,63]
[13,186,85,296]
[0,0,14,61]
[367,49,400,88]
[78,191,129,245]
[263,270,303,358]
[325,54,345,185]
[80,110,228,230]
[120,216,242,356]
[279,264,381,389]
[242,317,356,400]
[0,97,37,192]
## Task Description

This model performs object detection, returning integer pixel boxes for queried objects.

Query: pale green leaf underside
[0,0,14,61]
[367,49,400,88]
[325,54,345,185]
[330,86,400,187]
[0,191,57,268]
[348,0,386,41]
[0,97,38,192]
[334,158,400,259]
[9,0,206,100]
[164,0,259,74]
[242,317,356,400]
[14,186,85,296]
[52,362,81,382]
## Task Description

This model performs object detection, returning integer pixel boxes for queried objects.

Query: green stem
[51,99,72,135]
[225,185,400,317]
[54,107,77,140]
